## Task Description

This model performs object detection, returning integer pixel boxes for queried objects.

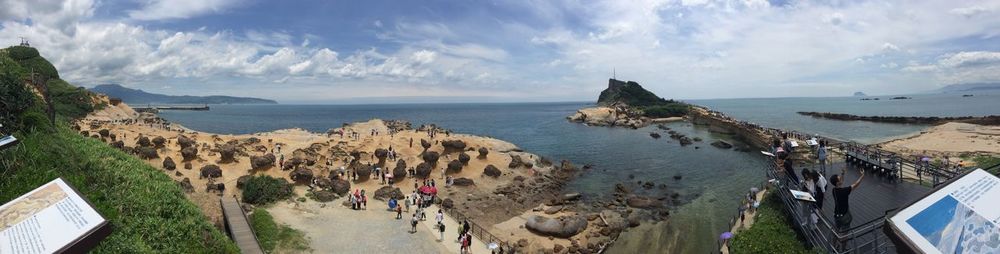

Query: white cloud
[128,0,241,21]
[881,42,900,52]
[949,6,992,18]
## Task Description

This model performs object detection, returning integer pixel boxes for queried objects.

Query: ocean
[156,93,1000,253]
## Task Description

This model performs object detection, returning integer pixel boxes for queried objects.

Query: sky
[1,0,1000,103]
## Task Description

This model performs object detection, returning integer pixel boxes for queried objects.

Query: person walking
[438,222,446,241]
[411,213,419,233]
[812,170,827,210]
[396,202,403,219]
[817,141,829,175]
[831,167,864,231]
[436,210,444,225]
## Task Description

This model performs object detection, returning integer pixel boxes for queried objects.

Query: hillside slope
[0,46,239,253]
[91,84,277,104]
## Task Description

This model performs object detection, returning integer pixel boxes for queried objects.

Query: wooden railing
[441,206,514,253]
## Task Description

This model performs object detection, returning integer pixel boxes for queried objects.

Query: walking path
[267,200,492,253]
[417,204,491,254]
[720,188,768,254]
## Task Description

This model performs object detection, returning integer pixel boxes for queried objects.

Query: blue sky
[2,0,1000,103]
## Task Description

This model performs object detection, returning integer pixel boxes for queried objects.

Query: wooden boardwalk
[794,162,928,229]
[220,197,264,254]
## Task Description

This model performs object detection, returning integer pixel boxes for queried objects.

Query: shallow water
[156,94,1000,253]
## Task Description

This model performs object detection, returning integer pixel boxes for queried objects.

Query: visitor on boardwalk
[817,141,829,174]
[438,222,446,241]
[812,170,827,210]
[831,167,864,231]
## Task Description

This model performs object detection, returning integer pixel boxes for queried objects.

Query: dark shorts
[835,212,852,231]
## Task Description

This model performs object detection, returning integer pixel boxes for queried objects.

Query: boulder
[98,129,110,137]
[355,166,372,182]
[458,152,470,165]
[330,178,351,195]
[446,159,463,173]
[181,146,198,161]
[524,215,588,238]
[177,178,194,193]
[392,160,407,183]
[415,162,432,179]
[441,140,466,152]
[483,164,501,177]
[421,151,440,166]
[373,186,405,201]
[452,177,475,186]
[219,144,237,163]
[477,147,488,159]
[509,155,524,168]
[237,175,251,189]
[200,164,222,178]
[311,190,338,202]
[315,177,332,189]
[649,132,661,139]
[290,168,314,184]
[626,196,661,209]
[710,140,733,149]
[162,157,176,170]
[441,198,455,209]
[152,136,166,147]
[177,135,195,149]
[420,139,431,150]
[110,140,124,149]
[184,162,193,170]
[137,136,152,147]
[206,182,225,193]
[250,154,276,170]
[137,146,158,159]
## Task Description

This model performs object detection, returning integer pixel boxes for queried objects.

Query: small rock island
[568,79,688,128]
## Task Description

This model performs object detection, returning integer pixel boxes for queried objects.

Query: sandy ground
[881,122,1000,163]
[79,101,580,253]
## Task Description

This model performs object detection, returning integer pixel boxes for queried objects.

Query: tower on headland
[19,37,30,47]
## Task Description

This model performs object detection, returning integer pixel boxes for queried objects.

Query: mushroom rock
[98,129,110,137]
[420,139,431,150]
[446,159,463,173]
[452,177,475,186]
[138,146,158,159]
[483,164,501,177]
[415,162,432,179]
[290,167,314,184]
[373,186,405,201]
[458,152,470,165]
[219,144,237,163]
[184,162,193,170]
[441,198,455,209]
[177,135,195,149]
[162,157,176,170]
[314,177,332,189]
[110,140,124,149]
[478,147,489,159]
[237,175,252,189]
[80,131,89,137]
[392,159,407,183]
[251,154,276,170]
[137,136,152,147]
[330,178,351,195]
[509,155,524,169]
[199,164,222,178]
[441,140,466,152]
[181,146,198,161]
[524,215,588,238]
[355,166,372,182]
[421,151,440,166]
[152,136,166,148]
[177,178,194,193]
[374,148,389,166]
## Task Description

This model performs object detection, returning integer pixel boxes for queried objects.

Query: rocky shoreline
[798,111,1000,125]
[566,103,651,128]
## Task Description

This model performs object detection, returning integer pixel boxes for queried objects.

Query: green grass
[0,122,239,253]
[249,209,310,253]
[729,192,813,254]
[971,155,1000,169]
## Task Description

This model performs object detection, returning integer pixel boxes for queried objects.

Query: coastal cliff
[568,79,688,128]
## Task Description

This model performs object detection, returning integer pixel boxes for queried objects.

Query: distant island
[853,91,867,97]
[568,79,688,128]
[89,84,277,104]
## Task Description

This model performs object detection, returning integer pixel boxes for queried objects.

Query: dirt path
[720,188,767,254]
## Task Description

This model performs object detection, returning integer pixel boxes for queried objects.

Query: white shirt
[436,213,444,223]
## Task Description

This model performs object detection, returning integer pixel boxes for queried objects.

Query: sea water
[157,94,1000,253]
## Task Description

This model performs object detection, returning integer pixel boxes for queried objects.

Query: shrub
[6,46,40,60]
[242,175,294,205]
[642,103,689,118]
[729,192,812,254]
[18,111,51,132]
[0,55,33,133]
[46,79,96,119]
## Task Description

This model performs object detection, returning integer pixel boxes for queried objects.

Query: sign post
[0,178,112,253]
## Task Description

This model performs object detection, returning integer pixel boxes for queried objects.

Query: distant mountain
[89,84,277,104]
[853,91,867,97]
[933,83,1000,94]
[597,79,670,107]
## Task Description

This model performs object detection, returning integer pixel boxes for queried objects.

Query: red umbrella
[419,186,431,194]
[429,186,438,195]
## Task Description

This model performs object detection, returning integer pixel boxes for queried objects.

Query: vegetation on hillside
[729,193,814,254]
[250,209,310,253]
[641,103,690,118]
[0,46,239,253]
[597,79,690,118]
[241,175,294,205]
